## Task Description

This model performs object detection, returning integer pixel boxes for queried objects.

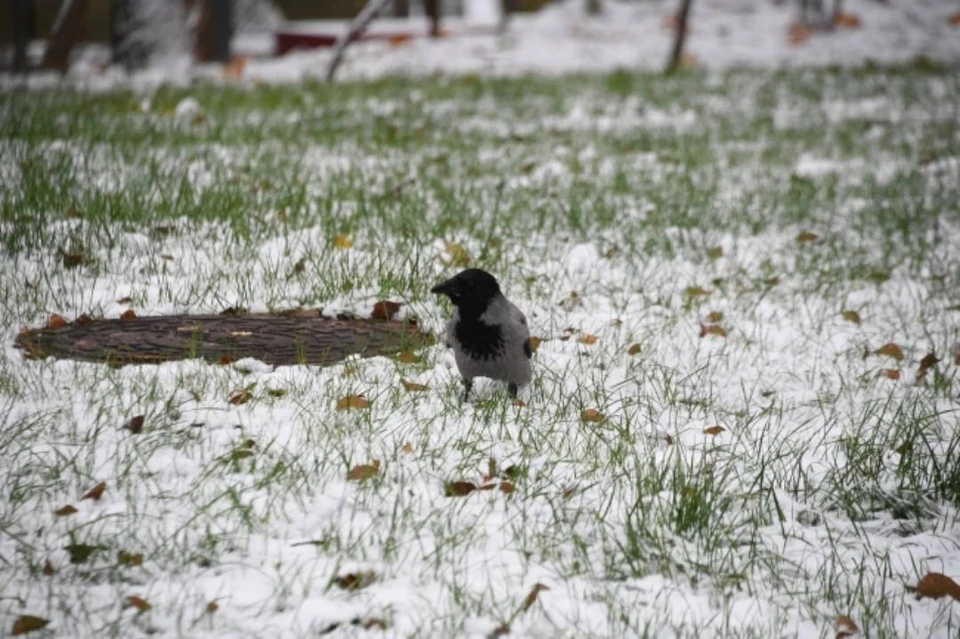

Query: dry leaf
[874,343,905,361]
[796,231,819,243]
[835,614,859,638]
[834,12,860,28]
[54,505,78,517]
[222,55,247,81]
[332,234,353,249]
[82,482,106,501]
[42,560,54,576]
[700,324,727,338]
[907,572,960,601]
[62,252,85,269]
[686,286,711,297]
[336,395,370,410]
[950,13,960,26]
[521,583,550,612]
[388,33,414,47]
[119,309,137,321]
[117,551,143,567]
[402,442,414,454]
[706,311,724,323]
[11,615,49,636]
[334,570,377,590]
[347,462,380,481]
[707,245,723,259]
[562,486,577,499]
[703,425,726,436]
[117,296,132,304]
[917,352,939,381]
[788,22,811,45]
[880,369,901,381]
[65,543,101,564]
[443,242,471,267]
[266,388,286,398]
[401,379,429,392]
[500,481,515,495]
[627,343,641,355]
[445,481,477,497]
[841,310,861,325]
[372,301,402,321]
[229,390,253,405]
[581,408,604,423]
[395,351,422,364]
[512,398,526,407]
[218,355,237,366]
[206,601,219,614]
[502,465,522,480]
[122,415,144,434]
[126,595,151,612]
[578,333,598,345]
[528,336,542,352]
[520,161,536,175]
[487,625,511,639]
[47,314,68,329]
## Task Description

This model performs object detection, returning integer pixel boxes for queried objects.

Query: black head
[430,268,502,318]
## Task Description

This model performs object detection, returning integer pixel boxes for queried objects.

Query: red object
[276,30,418,55]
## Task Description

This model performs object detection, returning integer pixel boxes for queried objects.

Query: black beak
[430,278,457,298]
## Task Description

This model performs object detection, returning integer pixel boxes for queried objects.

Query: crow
[430,268,532,401]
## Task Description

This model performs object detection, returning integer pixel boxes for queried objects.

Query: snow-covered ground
[4,0,960,91]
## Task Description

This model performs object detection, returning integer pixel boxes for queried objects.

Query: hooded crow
[431,268,532,401]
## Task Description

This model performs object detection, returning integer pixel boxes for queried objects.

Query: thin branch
[326,0,393,82]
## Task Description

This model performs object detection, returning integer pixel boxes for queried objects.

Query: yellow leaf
[840,310,861,325]
[796,231,819,243]
[528,336,542,352]
[336,395,370,410]
[874,343,905,361]
[332,235,353,249]
[443,242,471,267]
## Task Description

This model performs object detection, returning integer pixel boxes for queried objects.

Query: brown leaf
[395,351,422,364]
[703,425,726,436]
[487,624,511,639]
[54,505,78,517]
[627,343,641,355]
[65,543,101,564]
[206,601,219,614]
[500,481,515,495]
[402,442,414,454]
[445,481,477,497]
[874,343,905,361]
[950,13,960,26]
[82,482,106,501]
[917,352,939,381]
[218,355,237,366]
[581,408,604,423]
[907,572,960,601]
[119,309,137,321]
[47,314,68,329]
[685,286,711,297]
[42,560,55,576]
[76,313,93,325]
[117,296,132,304]
[834,12,860,28]
[796,231,819,243]
[122,415,145,434]
[229,390,253,405]
[11,615,49,636]
[788,22,811,45]
[528,336,542,352]
[126,595,152,612]
[336,395,370,410]
[841,310,861,325]
[401,379,429,392]
[955,343,960,366]
[332,234,353,249]
[578,333,598,345]
[347,462,380,481]
[334,570,377,590]
[706,311,724,323]
[521,583,550,612]
[880,369,901,381]
[835,614,859,638]
[562,486,577,499]
[117,551,143,567]
[699,324,727,338]
[372,301,402,321]
[221,55,247,81]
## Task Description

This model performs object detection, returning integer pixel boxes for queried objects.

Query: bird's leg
[507,383,518,399]
[461,378,473,403]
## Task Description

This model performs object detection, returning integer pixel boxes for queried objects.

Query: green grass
[1,64,959,638]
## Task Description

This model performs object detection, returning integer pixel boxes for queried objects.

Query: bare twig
[665,0,695,74]
[326,0,393,82]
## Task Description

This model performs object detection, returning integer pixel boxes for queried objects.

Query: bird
[430,268,533,401]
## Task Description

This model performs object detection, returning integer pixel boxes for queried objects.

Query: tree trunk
[9,0,32,73]
[193,0,233,63]
[665,0,694,74]
[424,0,441,38]
[393,0,409,18]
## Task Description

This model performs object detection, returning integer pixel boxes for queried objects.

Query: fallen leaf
[578,333,598,345]
[686,285,711,297]
[82,482,106,501]
[332,234,353,249]
[950,13,960,26]
[266,388,287,398]
[835,614,859,638]
[678,53,698,70]
[119,309,137,321]
[206,601,219,614]
[445,481,477,497]
[42,560,54,576]
[372,301,402,321]
[117,551,143,567]
[834,12,860,28]
[627,343,641,355]
[502,465,522,480]
[395,351,422,364]
[917,352,939,381]
[229,390,253,405]
[700,324,727,338]
[796,231,819,243]
[117,296,132,304]
[521,583,550,612]
[334,570,377,590]
[347,463,379,481]
[443,242,471,267]
[520,160,536,175]
[401,379,429,392]
[388,33,414,47]
[487,624,511,639]
[221,55,247,81]
[76,313,93,325]
[707,245,723,259]
[62,252,85,269]
[706,311,724,323]
[841,310,861,325]
[500,481,515,495]
[703,425,726,436]
[581,408,604,423]
[65,543,101,564]
[47,314,68,329]
[126,595,151,612]
[880,369,901,380]
[788,22,811,45]
[336,395,370,410]
[562,486,577,499]
[907,572,960,601]
[874,343,905,361]
[512,398,526,407]
[54,505,78,517]
[11,615,49,636]
[122,415,144,434]
[529,336,542,352]
[402,442,414,454]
